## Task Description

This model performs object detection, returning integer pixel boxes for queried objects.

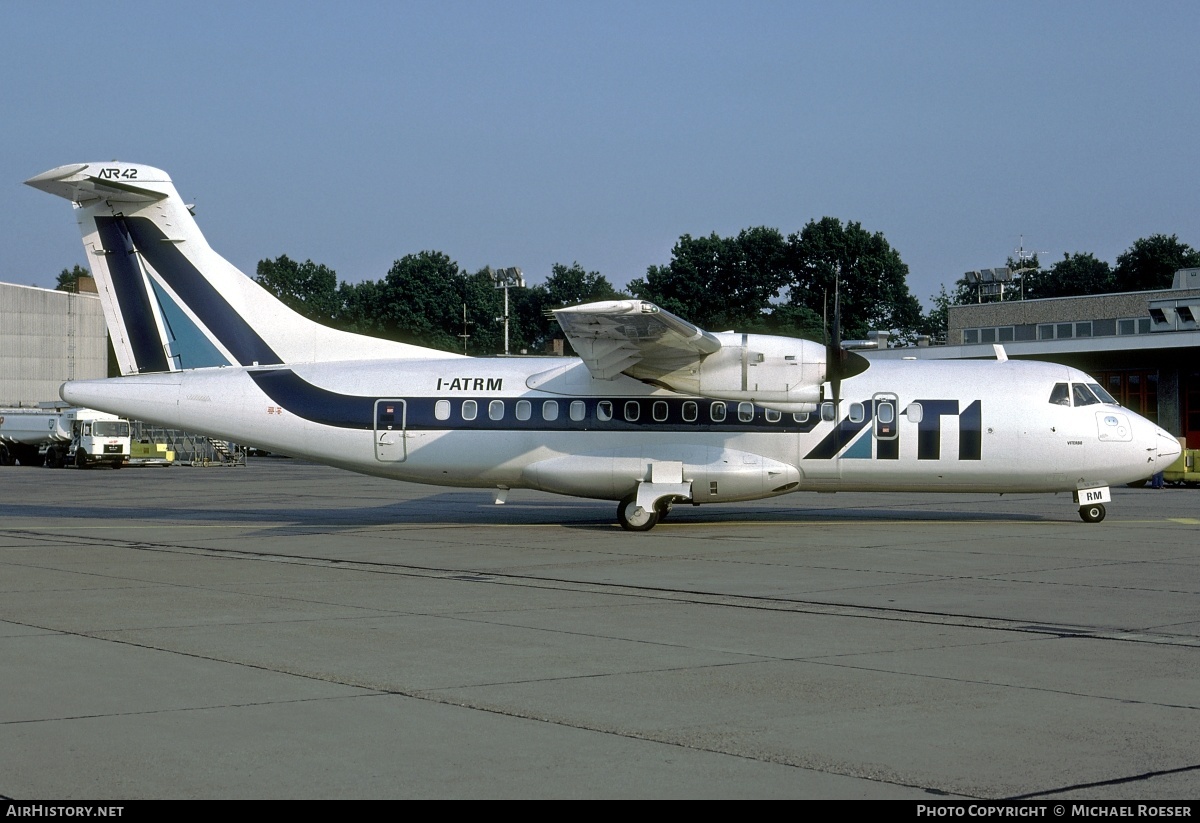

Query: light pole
[489,266,525,355]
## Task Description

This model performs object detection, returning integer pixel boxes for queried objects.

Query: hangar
[0,279,109,406]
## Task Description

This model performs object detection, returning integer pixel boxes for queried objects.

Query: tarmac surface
[1,458,1198,799]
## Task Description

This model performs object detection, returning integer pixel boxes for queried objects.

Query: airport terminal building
[873,268,1200,448]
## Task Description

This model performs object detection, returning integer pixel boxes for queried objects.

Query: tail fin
[26,162,452,375]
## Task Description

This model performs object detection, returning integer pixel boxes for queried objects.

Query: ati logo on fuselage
[438,377,504,391]
[807,399,982,461]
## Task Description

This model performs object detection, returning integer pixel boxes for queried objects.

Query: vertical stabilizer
[26,162,454,375]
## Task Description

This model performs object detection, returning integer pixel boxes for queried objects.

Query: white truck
[0,405,131,468]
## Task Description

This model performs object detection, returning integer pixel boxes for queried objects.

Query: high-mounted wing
[553,300,832,412]
[552,300,721,380]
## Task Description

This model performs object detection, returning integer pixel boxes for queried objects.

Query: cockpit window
[1088,383,1118,405]
[1072,383,1101,406]
[1049,383,1070,406]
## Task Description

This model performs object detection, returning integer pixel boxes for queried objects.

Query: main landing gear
[616,494,677,532]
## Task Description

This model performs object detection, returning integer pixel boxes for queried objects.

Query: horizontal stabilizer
[25,163,170,204]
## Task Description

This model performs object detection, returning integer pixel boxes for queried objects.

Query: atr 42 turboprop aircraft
[27,162,1181,530]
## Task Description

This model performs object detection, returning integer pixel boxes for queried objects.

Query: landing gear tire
[1079,503,1106,523]
[617,494,658,532]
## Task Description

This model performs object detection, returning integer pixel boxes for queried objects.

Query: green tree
[785,217,923,342]
[55,264,90,293]
[627,227,790,331]
[518,263,625,352]
[255,255,340,324]
[1112,234,1200,292]
[921,285,952,342]
[1024,253,1113,299]
[374,251,466,352]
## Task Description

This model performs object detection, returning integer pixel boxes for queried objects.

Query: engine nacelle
[626,332,826,410]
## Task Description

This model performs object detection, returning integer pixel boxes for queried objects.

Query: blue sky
[3,1,1196,310]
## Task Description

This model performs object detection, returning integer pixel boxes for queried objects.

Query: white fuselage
[60,354,1178,503]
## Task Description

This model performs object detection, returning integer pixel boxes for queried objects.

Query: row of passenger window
[433,398,907,425]
[434,398,811,424]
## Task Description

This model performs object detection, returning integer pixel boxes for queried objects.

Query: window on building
[963,329,979,344]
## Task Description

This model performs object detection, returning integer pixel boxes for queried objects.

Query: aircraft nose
[1154,428,1182,471]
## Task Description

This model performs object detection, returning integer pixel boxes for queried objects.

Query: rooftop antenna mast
[1013,235,1049,300]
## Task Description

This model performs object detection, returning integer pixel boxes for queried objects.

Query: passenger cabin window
[1049,383,1070,406]
[793,411,810,423]
[569,401,585,421]
[543,400,559,421]
[682,401,698,422]
[597,401,613,421]
[906,403,923,423]
[848,402,865,423]
[821,402,836,422]
[515,400,531,421]
[624,401,640,421]
[652,401,668,422]
[738,402,754,422]
[876,402,895,424]
[710,402,726,422]
[462,400,478,421]
[765,409,781,423]
[434,399,450,421]
[489,400,505,420]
